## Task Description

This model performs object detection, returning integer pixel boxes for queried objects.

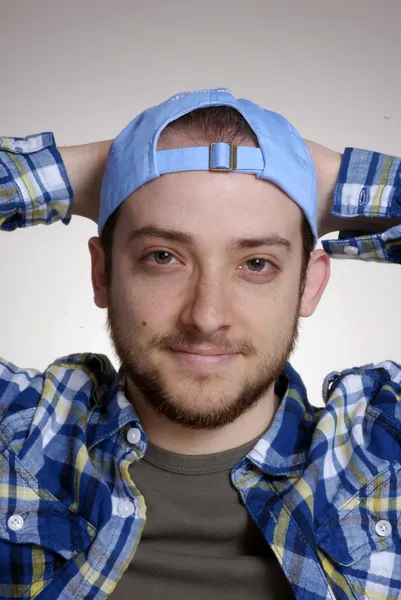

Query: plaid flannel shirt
[0,133,401,600]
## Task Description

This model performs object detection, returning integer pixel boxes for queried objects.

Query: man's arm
[307,140,401,239]
[2,132,401,246]
[60,140,111,223]
[0,133,110,231]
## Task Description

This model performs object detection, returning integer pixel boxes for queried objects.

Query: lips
[168,347,240,367]
[170,347,238,356]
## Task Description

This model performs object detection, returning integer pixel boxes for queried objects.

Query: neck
[125,379,278,455]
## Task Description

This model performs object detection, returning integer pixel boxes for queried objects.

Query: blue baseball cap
[99,88,317,245]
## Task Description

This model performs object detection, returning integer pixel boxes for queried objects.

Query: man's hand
[305,140,342,238]
[60,140,111,224]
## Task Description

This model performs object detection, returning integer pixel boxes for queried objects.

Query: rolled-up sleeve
[322,148,401,264]
[0,133,73,230]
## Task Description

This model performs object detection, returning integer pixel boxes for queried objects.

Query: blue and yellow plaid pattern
[1,135,401,599]
[322,147,401,262]
[0,133,72,230]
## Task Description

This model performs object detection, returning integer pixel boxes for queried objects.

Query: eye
[149,251,177,265]
[140,250,183,268]
[245,258,273,273]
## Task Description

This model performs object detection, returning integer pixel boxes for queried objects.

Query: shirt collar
[85,356,143,451]
[247,362,316,477]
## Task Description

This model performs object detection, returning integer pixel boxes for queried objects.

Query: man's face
[103,141,307,430]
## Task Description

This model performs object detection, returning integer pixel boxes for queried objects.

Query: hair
[100,106,314,294]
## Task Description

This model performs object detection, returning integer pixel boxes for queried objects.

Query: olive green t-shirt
[112,424,295,599]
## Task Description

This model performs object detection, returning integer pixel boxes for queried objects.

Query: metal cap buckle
[209,142,238,172]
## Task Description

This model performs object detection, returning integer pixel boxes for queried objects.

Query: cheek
[239,284,299,336]
[118,276,181,332]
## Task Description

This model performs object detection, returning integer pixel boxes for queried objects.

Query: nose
[179,272,234,336]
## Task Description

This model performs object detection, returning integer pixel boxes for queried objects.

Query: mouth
[168,347,240,367]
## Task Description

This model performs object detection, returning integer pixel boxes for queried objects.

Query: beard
[106,294,301,431]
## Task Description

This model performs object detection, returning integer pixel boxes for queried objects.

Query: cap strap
[156,143,264,175]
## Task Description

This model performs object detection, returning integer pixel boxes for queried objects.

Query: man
[0,88,400,600]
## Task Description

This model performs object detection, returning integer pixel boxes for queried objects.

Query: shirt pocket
[315,466,401,599]
[0,448,97,598]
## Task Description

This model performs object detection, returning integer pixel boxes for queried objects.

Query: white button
[7,514,24,531]
[343,245,359,256]
[118,501,135,518]
[375,519,392,538]
[127,427,141,444]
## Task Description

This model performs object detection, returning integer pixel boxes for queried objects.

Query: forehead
[118,168,303,249]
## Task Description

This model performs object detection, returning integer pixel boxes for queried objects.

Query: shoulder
[322,360,401,422]
[0,352,116,451]
[315,360,401,467]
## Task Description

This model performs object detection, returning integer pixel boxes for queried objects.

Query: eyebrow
[126,226,292,253]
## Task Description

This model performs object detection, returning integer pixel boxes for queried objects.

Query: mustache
[148,332,255,357]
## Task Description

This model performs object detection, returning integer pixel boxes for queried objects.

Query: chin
[182,379,244,403]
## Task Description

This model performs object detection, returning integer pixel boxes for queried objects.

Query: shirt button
[375,519,392,538]
[343,245,359,256]
[127,427,141,444]
[118,501,135,518]
[7,514,24,531]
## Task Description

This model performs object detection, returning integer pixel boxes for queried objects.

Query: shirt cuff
[0,133,72,230]
[322,148,401,263]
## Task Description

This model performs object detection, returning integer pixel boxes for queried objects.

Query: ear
[88,237,109,309]
[299,250,330,317]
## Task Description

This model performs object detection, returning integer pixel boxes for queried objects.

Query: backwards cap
[99,88,317,245]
